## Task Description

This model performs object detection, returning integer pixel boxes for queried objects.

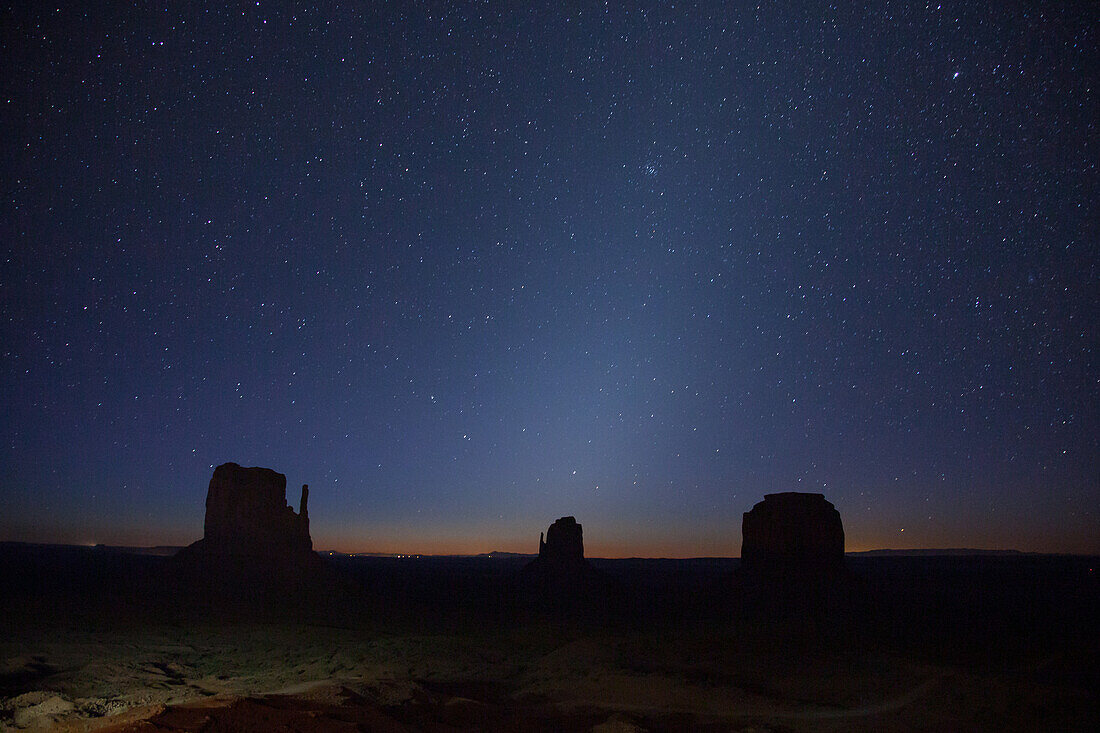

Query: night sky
[2,2,1096,556]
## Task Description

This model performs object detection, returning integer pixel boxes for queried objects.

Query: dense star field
[1,2,1096,555]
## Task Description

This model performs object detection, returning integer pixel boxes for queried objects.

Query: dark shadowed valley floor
[1,544,1097,731]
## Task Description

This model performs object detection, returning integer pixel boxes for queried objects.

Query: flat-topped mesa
[538,516,585,567]
[199,462,312,557]
[741,492,844,573]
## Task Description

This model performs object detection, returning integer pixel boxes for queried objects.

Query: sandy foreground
[3,619,1093,732]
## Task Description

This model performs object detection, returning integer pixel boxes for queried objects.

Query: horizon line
[6,539,1097,559]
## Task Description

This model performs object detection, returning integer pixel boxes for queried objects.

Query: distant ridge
[318,551,538,559]
[0,542,185,556]
[93,544,184,556]
[850,548,1028,557]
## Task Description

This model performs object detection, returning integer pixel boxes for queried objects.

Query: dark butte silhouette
[741,492,845,573]
[197,463,312,557]
[735,492,852,617]
[171,463,353,611]
[537,515,585,568]
[519,516,621,618]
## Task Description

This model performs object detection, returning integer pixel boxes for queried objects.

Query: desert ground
[1,545,1097,731]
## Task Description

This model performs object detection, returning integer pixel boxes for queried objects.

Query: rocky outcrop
[171,463,357,614]
[741,492,844,573]
[519,516,621,618]
[537,516,585,568]
[199,463,311,557]
[735,493,855,618]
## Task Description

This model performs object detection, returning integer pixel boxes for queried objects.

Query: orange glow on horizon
[311,526,1092,558]
[5,517,1096,558]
